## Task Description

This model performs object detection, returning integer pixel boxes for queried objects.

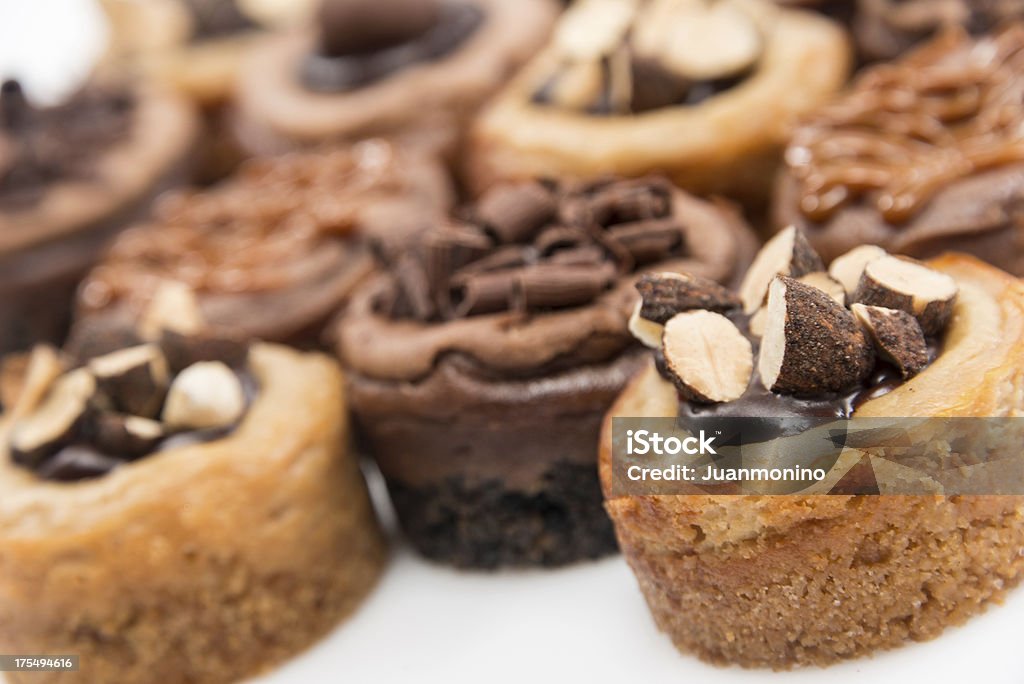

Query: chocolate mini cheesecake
[466,0,850,204]
[600,230,1024,667]
[337,176,757,569]
[72,140,452,348]
[854,0,1024,61]
[0,290,386,684]
[776,26,1024,276]
[0,78,198,356]
[232,0,557,158]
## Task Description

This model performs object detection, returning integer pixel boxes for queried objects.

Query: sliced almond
[852,304,929,379]
[661,0,763,80]
[6,346,63,421]
[829,245,887,296]
[10,369,96,467]
[662,310,753,403]
[748,307,767,338]
[636,271,740,323]
[162,362,246,431]
[738,226,824,314]
[138,280,205,340]
[554,0,638,61]
[89,344,170,419]
[852,256,958,336]
[759,277,874,394]
[548,59,605,111]
[797,271,846,305]
[628,298,665,348]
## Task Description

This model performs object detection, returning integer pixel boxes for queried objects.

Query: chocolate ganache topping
[531,0,765,115]
[0,80,135,210]
[301,0,484,93]
[787,26,1024,225]
[630,227,958,424]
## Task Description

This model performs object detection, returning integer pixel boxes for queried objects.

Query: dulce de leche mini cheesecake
[465,0,850,203]
[600,228,1024,668]
[776,26,1024,276]
[233,0,558,157]
[336,176,757,569]
[73,140,452,348]
[0,294,386,684]
[0,79,197,357]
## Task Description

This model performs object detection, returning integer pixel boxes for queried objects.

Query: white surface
[3,2,1024,683]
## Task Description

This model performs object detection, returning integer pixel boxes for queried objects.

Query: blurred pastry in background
[775,26,1024,276]
[0,295,385,684]
[100,0,317,182]
[232,0,558,160]
[0,78,198,357]
[72,140,452,350]
[854,0,1024,61]
[335,175,757,569]
[465,0,850,206]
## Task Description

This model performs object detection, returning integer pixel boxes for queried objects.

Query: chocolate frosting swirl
[788,27,1024,225]
[0,80,135,210]
[339,177,757,381]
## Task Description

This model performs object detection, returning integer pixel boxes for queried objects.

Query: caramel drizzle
[81,141,407,310]
[790,27,1024,224]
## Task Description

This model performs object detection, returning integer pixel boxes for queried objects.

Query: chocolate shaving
[392,254,436,320]
[476,182,558,244]
[608,218,685,264]
[450,271,519,318]
[514,263,619,311]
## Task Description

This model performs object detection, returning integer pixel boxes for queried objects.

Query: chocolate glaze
[301,2,484,93]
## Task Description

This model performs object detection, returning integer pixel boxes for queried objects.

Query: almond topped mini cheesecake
[466,0,850,203]
[776,26,1024,276]
[336,175,757,569]
[600,229,1024,667]
[0,287,386,684]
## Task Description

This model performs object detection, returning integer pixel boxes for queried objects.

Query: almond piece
[738,226,824,314]
[759,277,874,394]
[89,344,171,419]
[628,298,664,348]
[139,280,205,340]
[797,271,846,305]
[6,346,63,421]
[852,304,929,379]
[162,362,246,430]
[829,245,887,295]
[10,369,96,467]
[662,310,753,403]
[852,256,958,336]
[661,0,763,80]
[554,0,637,61]
[636,271,740,323]
[748,307,767,338]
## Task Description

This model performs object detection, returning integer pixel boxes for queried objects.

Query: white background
[2,2,1023,682]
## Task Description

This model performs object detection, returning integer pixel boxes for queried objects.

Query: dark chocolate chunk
[159,330,250,375]
[88,344,170,419]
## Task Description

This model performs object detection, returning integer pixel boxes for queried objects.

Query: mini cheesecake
[0,78,197,356]
[775,26,1024,276]
[600,229,1024,667]
[72,140,452,348]
[232,0,558,159]
[337,176,757,568]
[0,292,386,684]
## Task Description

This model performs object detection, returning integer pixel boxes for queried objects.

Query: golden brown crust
[0,345,387,684]
[464,4,850,202]
[599,255,1024,668]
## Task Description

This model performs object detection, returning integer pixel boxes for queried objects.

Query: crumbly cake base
[387,463,617,569]
[599,256,1024,668]
[0,345,387,683]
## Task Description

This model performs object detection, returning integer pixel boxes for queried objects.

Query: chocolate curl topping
[387,177,688,322]
[476,181,558,244]
[513,262,619,311]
